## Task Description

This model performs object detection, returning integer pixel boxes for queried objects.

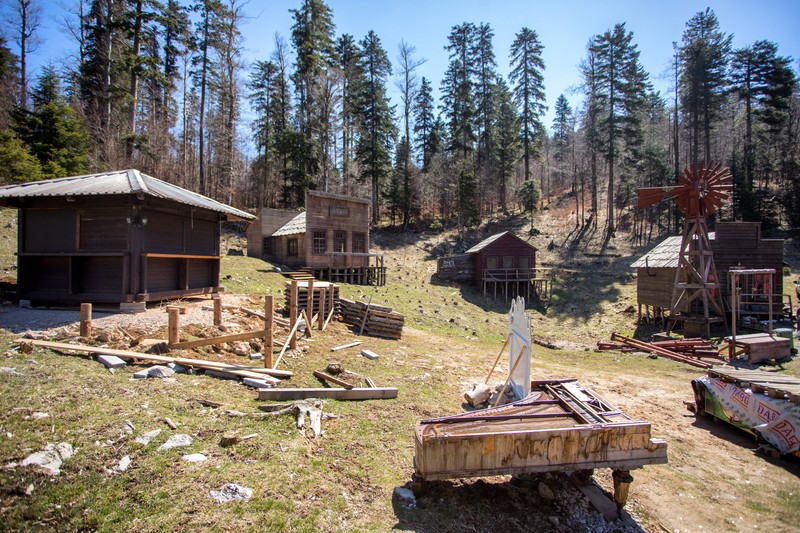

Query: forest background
[1,0,799,240]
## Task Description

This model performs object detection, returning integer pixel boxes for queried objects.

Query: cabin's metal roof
[271,212,306,237]
[0,169,255,220]
[465,231,510,254]
[630,233,715,268]
[465,231,537,254]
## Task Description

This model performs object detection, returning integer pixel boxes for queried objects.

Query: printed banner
[697,375,800,454]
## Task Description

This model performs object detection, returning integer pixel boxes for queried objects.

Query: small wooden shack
[631,222,784,323]
[0,169,254,306]
[437,231,549,301]
[247,190,385,285]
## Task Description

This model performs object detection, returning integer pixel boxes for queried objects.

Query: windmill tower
[638,161,733,337]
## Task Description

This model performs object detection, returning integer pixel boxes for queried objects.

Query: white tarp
[698,375,800,454]
[508,296,531,400]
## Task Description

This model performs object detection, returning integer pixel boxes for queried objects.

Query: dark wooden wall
[436,254,474,281]
[473,234,536,283]
[305,193,370,269]
[711,222,784,299]
[636,268,675,309]
[13,195,223,303]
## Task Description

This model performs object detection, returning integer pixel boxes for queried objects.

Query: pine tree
[13,65,89,178]
[590,23,649,236]
[551,94,573,198]
[441,22,477,162]
[509,27,545,183]
[355,30,393,223]
[494,79,519,212]
[0,36,19,131]
[679,8,731,163]
[336,33,362,195]
[413,76,436,171]
[473,23,497,212]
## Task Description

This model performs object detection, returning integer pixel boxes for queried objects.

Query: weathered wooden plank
[313,370,355,389]
[258,387,398,401]
[16,339,293,378]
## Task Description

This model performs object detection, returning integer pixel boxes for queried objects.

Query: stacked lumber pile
[284,280,340,316]
[339,298,404,339]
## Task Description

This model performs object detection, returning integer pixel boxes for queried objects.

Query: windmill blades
[637,187,669,208]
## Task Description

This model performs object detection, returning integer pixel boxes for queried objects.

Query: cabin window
[287,238,298,257]
[486,256,498,270]
[263,237,273,256]
[519,256,531,271]
[503,256,514,269]
[334,231,347,252]
[329,205,349,217]
[352,232,366,253]
[312,230,327,255]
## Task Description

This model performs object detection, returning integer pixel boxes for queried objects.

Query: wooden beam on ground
[331,341,363,352]
[168,329,271,350]
[258,387,398,401]
[323,308,335,331]
[313,370,355,389]
[16,339,293,378]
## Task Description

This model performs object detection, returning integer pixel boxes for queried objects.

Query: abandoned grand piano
[412,378,668,508]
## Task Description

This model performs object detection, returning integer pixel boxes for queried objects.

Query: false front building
[246,190,385,285]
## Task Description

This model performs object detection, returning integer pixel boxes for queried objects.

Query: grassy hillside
[1,200,799,531]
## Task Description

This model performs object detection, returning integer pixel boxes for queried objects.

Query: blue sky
[12,0,800,131]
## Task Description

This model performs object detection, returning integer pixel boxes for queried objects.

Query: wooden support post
[79,303,92,338]
[290,280,298,349]
[168,307,180,346]
[306,278,315,337]
[318,288,326,330]
[264,295,274,368]
[304,308,313,338]
[612,469,633,509]
[213,294,222,326]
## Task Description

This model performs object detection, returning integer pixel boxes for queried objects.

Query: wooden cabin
[0,170,254,307]
[247,190,385,285]
[437,231,548,301]
[631,222,784,323]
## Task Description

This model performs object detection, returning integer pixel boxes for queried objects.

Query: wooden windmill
[637,161,733,337]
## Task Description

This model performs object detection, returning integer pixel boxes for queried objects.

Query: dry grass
[1,202,800,532]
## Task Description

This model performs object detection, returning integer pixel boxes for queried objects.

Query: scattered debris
[158,434,193,451]
[607,333,714,369]
[220,433,258,447]
[194,398,222,408]
[361,349,379,360]
[242,377,279,389]
[116,455,132,472]
[17,339,292,381]
[163,417,178,430]
[394,486,416,508]
[0,366,21,375]
[330,341,363,352]
[182,453,207,463]
[208,483,253,503]
[135,429,162,445]
[21,442,75,475]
